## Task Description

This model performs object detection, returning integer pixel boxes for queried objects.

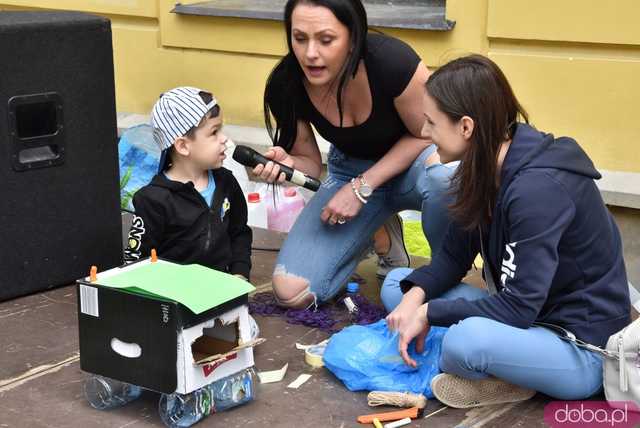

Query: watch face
[360,184,373,198]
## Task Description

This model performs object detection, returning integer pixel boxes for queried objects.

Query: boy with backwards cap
[124,87,252,281]
[87,88,256,412]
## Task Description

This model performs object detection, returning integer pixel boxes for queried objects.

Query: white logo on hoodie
[501,242,518,287]
[123,215,146,262]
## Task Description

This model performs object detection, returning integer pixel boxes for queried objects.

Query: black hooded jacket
[124,167,252,279]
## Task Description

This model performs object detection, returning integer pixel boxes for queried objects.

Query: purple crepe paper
[248,291,387,334]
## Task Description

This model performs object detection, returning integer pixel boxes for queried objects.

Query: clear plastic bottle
[221,139,250,194]
[207,367,256,411]
[83,375,143,410]
[343,282,360,319]
[158,367,257,428]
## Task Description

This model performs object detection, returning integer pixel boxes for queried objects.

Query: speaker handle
[8,92,65,171]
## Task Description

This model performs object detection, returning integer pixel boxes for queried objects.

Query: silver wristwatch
[351,178,367,204]
[357,175,373,198]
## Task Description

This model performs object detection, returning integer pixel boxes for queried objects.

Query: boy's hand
[251,146,293,184]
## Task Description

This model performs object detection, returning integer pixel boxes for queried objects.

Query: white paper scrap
[287,373,312,389]
[257,363,288,384]
[295,339,329,350]
[384,417,412,428]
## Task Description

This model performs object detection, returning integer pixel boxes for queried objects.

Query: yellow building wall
[487,0,640,173]
[1,0,638,172]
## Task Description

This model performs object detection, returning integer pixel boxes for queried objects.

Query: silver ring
[337,217,346,225]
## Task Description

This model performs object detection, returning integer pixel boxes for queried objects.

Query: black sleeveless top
[299,33,421,160]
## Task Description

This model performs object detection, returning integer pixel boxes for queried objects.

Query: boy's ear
[173,136,190,156]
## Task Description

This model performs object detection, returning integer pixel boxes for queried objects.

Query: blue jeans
[274,145,455,303]
[381,268,604,400]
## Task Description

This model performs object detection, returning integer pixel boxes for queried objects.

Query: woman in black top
[253,0,456,308]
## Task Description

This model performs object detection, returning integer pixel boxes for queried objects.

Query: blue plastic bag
[118,125,161,211]
[323,320,446,397]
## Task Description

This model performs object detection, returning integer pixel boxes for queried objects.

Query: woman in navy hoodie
[384,55,630,408]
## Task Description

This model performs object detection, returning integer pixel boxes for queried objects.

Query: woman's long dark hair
[263,0,368,151]
[426,55,529,230]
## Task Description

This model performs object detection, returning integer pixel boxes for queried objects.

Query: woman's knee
[382,267,414,288]
[425,162,456,195]
[380,267,414,312]
[271,266,315,309]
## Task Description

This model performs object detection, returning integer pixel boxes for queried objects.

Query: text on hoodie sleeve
[124,190,167,263]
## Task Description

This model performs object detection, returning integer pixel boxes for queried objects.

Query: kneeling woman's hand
[320,182,364,225]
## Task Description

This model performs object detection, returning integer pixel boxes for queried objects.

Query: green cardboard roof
[97,261,255,314]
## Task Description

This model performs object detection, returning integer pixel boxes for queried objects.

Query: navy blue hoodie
[402,123,630,347]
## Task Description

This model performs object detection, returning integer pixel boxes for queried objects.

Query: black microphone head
[232,145,259,167]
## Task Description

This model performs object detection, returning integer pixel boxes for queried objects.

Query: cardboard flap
[194,338,266,365]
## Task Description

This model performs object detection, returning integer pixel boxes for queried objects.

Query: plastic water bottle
[248,314,260,340]
[83,375,143,410]
[158,368,257,428]
[246,192,268,229]
[267,187,305,233]
[222,139,250,194]
[343,282,360,318]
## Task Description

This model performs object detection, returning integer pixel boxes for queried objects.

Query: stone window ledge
[172,0,455,31]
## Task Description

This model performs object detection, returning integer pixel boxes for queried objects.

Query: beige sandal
[431,373,536,408]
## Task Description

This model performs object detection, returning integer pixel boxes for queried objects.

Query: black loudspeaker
[0,12,123,301]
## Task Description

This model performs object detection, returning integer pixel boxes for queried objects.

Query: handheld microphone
[232,145,321,192]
